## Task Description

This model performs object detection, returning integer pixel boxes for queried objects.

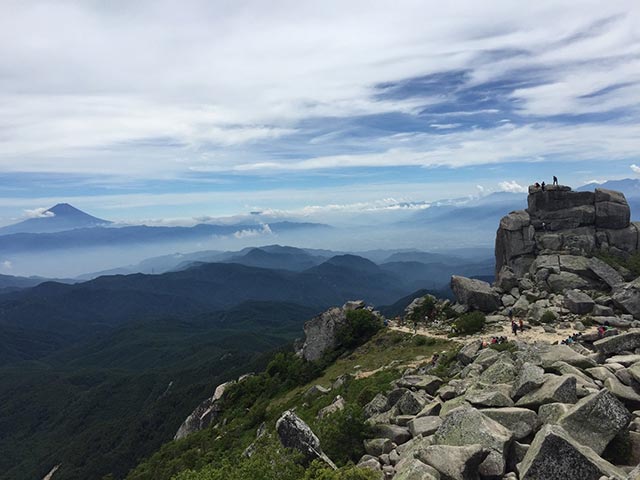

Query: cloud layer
[0,0,639,221]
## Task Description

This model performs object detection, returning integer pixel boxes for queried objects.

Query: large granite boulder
[276,410,336,468]
[433,406,513,477]
[418,444,490,480]
[394,457,439,480]
[516,375,577,408]
[174,380,234,440]
[595,188,631,229]
[558,389,631,455]
[594,330,640,356]
[451,276,500,312]
[511,362,545,399]
[563,289,595,314]
[613,278,640,319]
[588,256,625,288]
[518,425,626,480]
[481,407,541,441]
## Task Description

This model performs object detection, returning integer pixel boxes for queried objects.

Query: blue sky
[0,0,639,226]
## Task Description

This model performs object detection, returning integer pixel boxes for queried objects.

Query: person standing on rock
[519,318,524,333]
[511,319,518,336]
[553,175,558,185]
[541,181,546,191]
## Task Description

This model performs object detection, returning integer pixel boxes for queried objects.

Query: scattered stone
[397,375,443,395]
[396,391,428,416]
[433,406,513,477]
[594,331,640,356]
[276,410,336,468]
[558,389,631,454]
[372,424,412,446]
[418,444,490,480]
[538,402,572,425]
[408,416,443,437]
[518,424,626,480]
[564,289,595,314]
[364,394,389,417]
[318,396,346,419]
[393,457,439,480]
[516,375,578,409]
[481,407,541,440]
[457,340,482,366]
[604,376,640,408]
[588,257,625,288]
[364,438,394,457]
[613,279,640,319]
[304,384,331,399]
[451,275,501,312]
[511,362,545,399]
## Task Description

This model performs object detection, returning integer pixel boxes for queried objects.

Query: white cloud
[24,207,55,219]
[1,260,12,270]
[631,164,640,174]
[498,180,528,193]
[0,1,637,177]
[233,224,273,239]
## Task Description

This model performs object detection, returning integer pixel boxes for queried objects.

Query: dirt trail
[389,321,598,345]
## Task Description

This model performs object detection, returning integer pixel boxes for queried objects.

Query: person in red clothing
[519,318,524,332]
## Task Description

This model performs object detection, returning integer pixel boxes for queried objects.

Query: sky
[1,0,640,226]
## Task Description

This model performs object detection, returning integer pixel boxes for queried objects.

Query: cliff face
[496,185,638,286]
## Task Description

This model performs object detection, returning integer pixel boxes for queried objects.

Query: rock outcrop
[297,301,382,361]
[276,410,337,469]
[495,185,638,288]
[174,380,235,440]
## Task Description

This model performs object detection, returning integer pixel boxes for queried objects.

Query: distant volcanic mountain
[0,203,112,235]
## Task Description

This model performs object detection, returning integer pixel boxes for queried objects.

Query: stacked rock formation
[451,185,640,326]
[496,185,636,286]
[349,334,640,480]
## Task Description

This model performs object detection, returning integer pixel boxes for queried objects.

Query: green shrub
[408,296,437,324]
[338,310,383,350]
[314,405,371,466]
[540,310,556,324]
[452,312,485,335]
[582,317,595,327]
[489,342,517,353]
[303,461,380,480]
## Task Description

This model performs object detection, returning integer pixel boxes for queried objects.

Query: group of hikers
[508,309,524,335]
[597,323,615,338]
[533,175,559,192]
[559,332,583,345]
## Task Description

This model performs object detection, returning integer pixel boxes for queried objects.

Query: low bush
[540,310,557,324]
[314,404,371,466]
[339,310,383,350]
[452,312,485,335]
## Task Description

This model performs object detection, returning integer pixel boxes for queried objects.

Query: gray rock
[174,380,233,440]
[516,375,578,408]
[299,307,347,362]
[613,280,640,319]
[538,402,572,424]
[396,391,428,415]
[418,444,489,480]
[512,295,530,316]
[594,331,640,356]
[593,304,614,316]
[364,438,394,457]
[439,397,472,418]
[539,344,596,369]
[547,272,590,293]
[397,375,443,395]
[433,406,513,477]
[393,458,440,480]
[317,395,346,419]
[604,376,640,407]
[593,316,632,328]
[585,366,617,383]
[457,340,482,366]
[408,416,443,437]
[465,384,514,408]
[518,424,626,480]
[304,384,331,399]
[451,276,500,313]
[607,355,640,367]
[481,407,541,440]
[417,399,443,418]
[372,424,412,445]
[564,289,595,314]
[588,257,625,288]
[512,362,545,399]
[276,410,336,468]
[558,389,631,454]
[364,393,390,417]
[480,359,518,384]
[595,189,631,229]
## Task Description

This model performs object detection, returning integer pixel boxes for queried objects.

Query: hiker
[553,175,558,185]
[534,182,540,189]
[508,308,513,321]
[542,222,547,231]
[541,181,546,191]
[413,320,417,334]
[519,318,524,332]
[511,320,518,336]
